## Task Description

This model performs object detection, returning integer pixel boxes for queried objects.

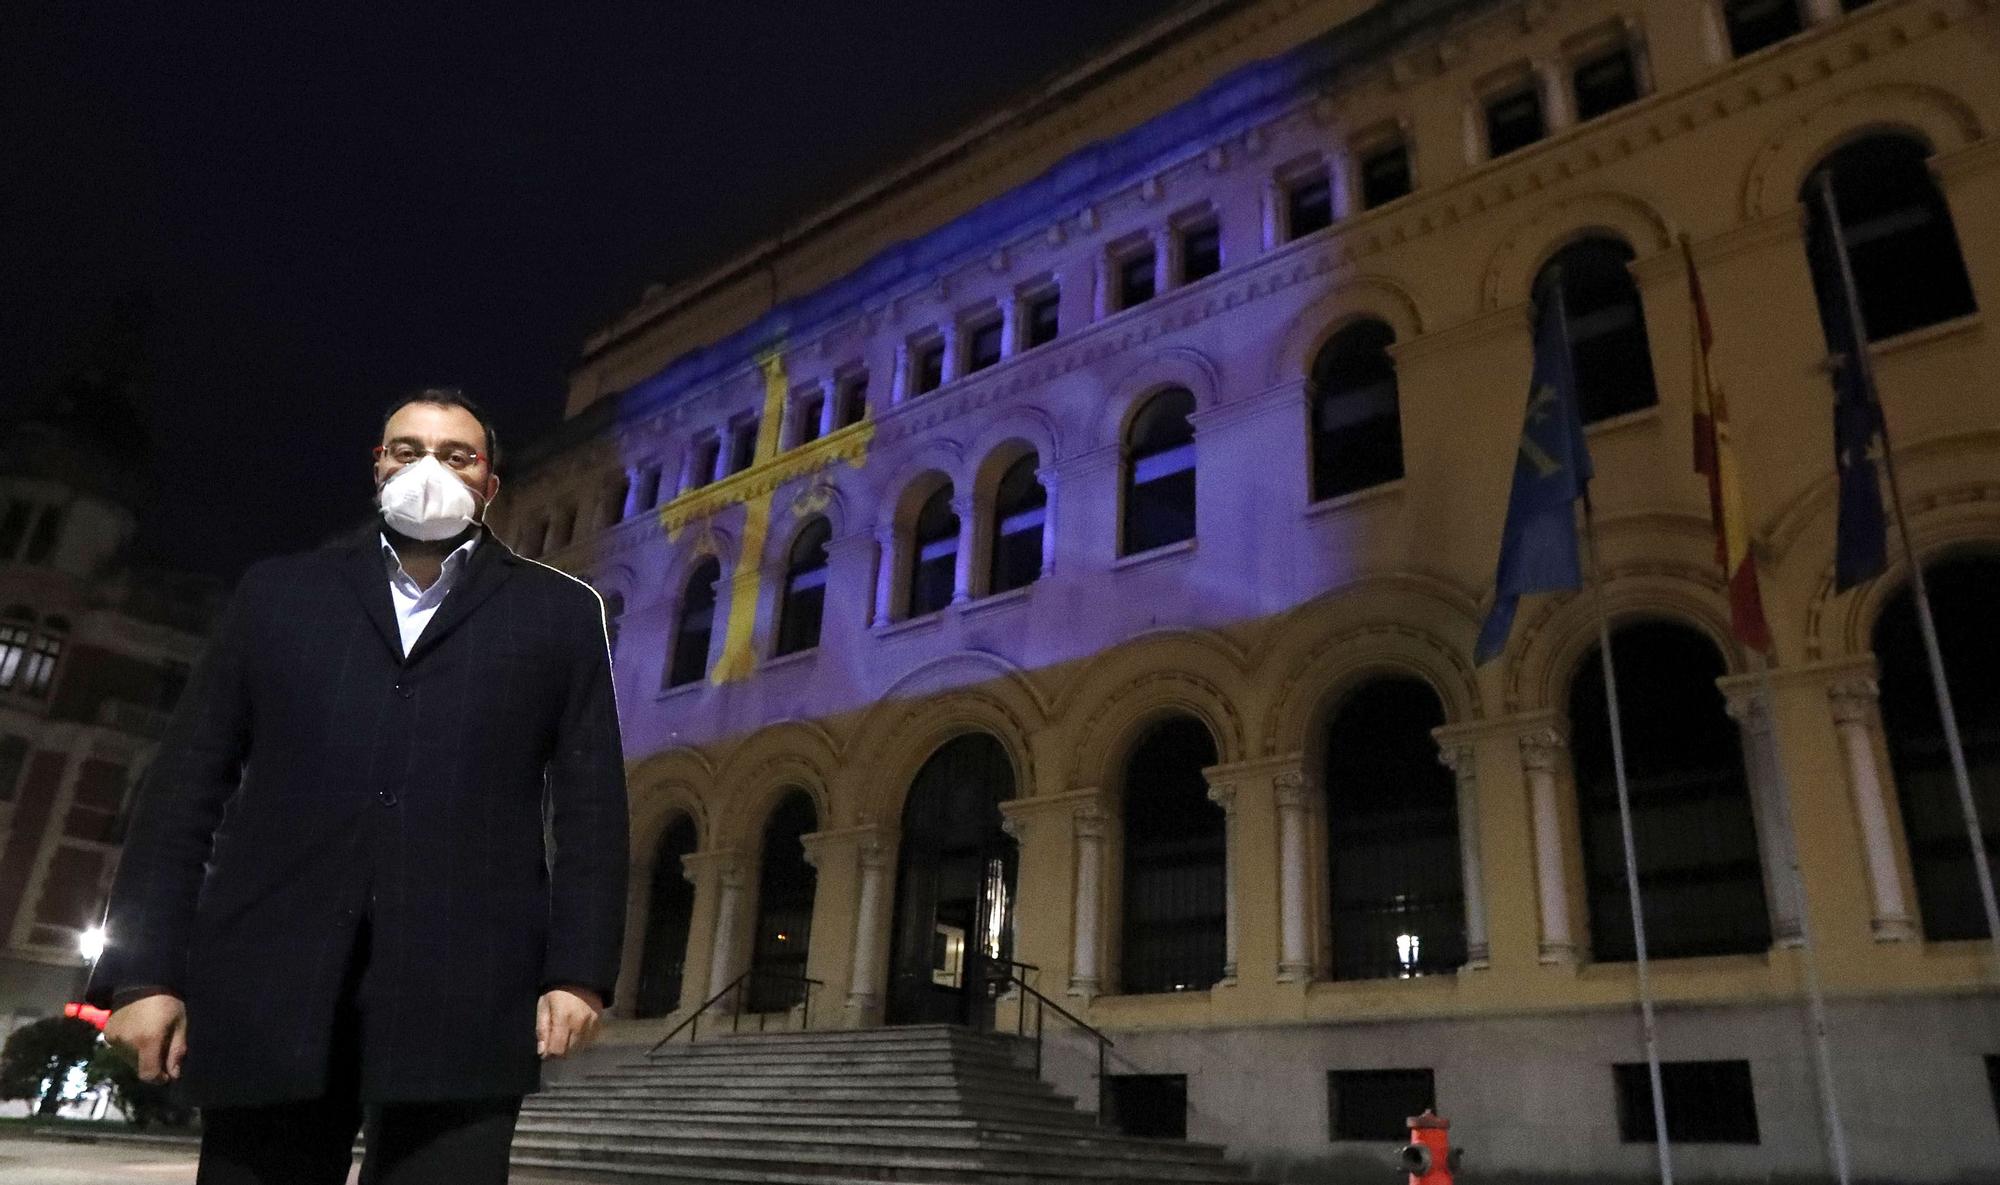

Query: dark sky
[3,2,1176,579]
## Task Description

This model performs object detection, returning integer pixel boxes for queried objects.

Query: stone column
[818,378,841,438]
[951,492,979,605]
[1274,770,1313,982]
[1536,58,1575,133]
[1723,683,1805,947]
[871,525,897,628]
[1436,739,1492,969]
[706,858,748,1002]
[1155,228,1177,294]
[1000,292,1023,359]
[619,468,644,520]
[1520,727,1576,964]
[1069,802,1108,998]
[1205,780,1240,983]
[1829,678,1916,942]
[845,830,895,1016]
[1803,0,1844,24]
[1035,468,1059,577]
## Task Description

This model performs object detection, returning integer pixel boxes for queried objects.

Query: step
[511,1136,1254,1183]
[512,1115,1231,1163]
[523,1095,1101,1130]
[565,1064,1053,1092]
[596,1049,1030,1075]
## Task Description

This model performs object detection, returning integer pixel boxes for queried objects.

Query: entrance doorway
[634,814,698,1019]
[886,733,1017,1026]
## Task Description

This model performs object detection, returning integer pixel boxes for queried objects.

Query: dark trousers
[195,916,524,1185]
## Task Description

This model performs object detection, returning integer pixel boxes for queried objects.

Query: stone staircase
[510,1024,1262,1184]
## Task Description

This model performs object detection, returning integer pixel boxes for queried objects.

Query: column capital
[1518,725,1568,772]
[1273,769,1312,810]
[1203,753,1306,783]
[680,848,745,884]
[1205,781,1238,815]
[1828,677,1881,724]
[1073,802,1109,840]
[1720,680,1775,734]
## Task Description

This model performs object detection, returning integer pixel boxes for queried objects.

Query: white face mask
[378,455,482,541]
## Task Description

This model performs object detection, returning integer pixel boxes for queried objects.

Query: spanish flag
[1683,236,1772,653]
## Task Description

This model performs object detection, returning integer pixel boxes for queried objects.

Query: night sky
[3,2,1175,579]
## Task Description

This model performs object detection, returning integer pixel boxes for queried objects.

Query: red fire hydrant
[1397,1109,1455,1184]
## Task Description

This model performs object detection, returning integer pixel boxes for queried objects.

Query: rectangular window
[1106,1075,1187,1140]
[1329,1069,1435,1142]
[0,735,26,803]
[1286,173,1334,239]
[729,418,759,474]
[1024,291,1060,348]
[1486,82,1547,156]
[22,634,60,698]
[1724,0,1805,57]
[838,373,868,427]
[914,340,946,394]
[1359,141,1412,209]
[966,318,1004,373]
[1118,250,1157,310]
[690,438,721,490]
[795,394,824,446]
[0,621,28,691]
[1573,45,1640,121]
[1614,1061,1760,1145]
[1179,222,1221,283]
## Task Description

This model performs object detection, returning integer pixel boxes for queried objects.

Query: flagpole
[1680,232,1852,1182]
[1579,494,1674,1185]
[1815,172,2000,955]
[1751,661,1854,1184]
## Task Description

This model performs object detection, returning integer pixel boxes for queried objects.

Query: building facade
[499,0,2000,1179]
[0,354,220,1044]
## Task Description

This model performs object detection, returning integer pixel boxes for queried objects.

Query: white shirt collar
[380,530,480,586]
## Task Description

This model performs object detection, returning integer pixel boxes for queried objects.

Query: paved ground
[0,1134,600,1184]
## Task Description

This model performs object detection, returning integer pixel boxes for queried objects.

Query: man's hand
[536,986,603,1059]
[103,995,188,1085]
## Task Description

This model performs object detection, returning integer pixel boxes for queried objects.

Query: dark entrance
[746,790,818,1013]
[886,733,1017,1026]
[634,814,698,1019]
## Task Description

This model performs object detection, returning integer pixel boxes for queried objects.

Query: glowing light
[1396,932,1421,976]
[78,926,105,962]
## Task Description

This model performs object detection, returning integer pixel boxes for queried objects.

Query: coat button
[378,789,399,806]
[395,683,414,699]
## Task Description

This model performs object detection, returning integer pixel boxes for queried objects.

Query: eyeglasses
[373,443,488,471]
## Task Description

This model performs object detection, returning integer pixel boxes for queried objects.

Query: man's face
[374,403,501,510]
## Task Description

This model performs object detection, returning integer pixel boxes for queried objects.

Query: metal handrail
[981,963,1115,1126]
[647,966,825,1055]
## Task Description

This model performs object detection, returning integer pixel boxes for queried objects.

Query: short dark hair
[381,386,501,469]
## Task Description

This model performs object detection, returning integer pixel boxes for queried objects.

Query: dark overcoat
[86,529,629,1107]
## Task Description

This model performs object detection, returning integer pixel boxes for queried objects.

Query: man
[87,389,629,1184]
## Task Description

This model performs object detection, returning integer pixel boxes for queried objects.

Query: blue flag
[1805,178,1888,591]
[1474,289,1595,664]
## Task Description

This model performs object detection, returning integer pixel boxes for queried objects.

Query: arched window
[1324,678,1465,979]
[988,454,1046,596]
[776,517,831,657]
[1570,621,1770,960]
[906,485,959,619]
[635,814,699,1018]
[0,607,32,692]
[887,733,1017,1026]
[1874,554,2000,940]
[665,558,720,689]
[747,790,819,1013]
[1120,716,1226,994]
[1310,319,1404,501]
[1123,388,1197,555]
[1535,237,1658,424]
[1803,134,1976,344]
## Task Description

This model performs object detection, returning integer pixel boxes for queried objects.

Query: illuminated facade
[501,0,2000,1179]
[0,357,219,1044]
